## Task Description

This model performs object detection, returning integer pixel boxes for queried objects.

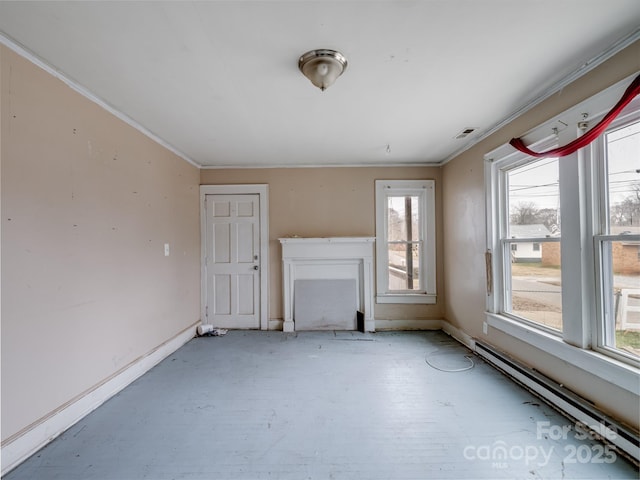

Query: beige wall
[1,46,201,442]
[442,40,640,428]
[201,167,444,322]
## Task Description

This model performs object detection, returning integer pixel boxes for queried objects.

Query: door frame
[200,185,269,330]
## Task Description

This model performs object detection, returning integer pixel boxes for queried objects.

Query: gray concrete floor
[5,331,639,479]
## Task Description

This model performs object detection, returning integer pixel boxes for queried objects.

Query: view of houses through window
[506,158,562,332]
[599,116,640,357]
[487,81,639,379]
[500,115,640,359]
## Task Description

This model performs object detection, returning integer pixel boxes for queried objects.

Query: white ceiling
[1,1,639,168]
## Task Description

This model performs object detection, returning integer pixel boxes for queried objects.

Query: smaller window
[532,243,540,251]
[511,244,518,251]
[375,180,436,304]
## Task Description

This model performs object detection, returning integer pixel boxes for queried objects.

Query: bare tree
[536,207,560,230]
[611,184,640,227]
[510,201,539,225]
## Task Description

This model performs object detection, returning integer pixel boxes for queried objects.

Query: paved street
[512,277,562,310]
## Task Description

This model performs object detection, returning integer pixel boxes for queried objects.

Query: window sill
[377,294,436,305]
[486,312,640,395]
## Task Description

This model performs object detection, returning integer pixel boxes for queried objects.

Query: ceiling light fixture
[298,49,348,91]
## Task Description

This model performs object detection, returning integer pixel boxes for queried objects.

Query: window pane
[602,242,640,359]
[507,241,562,331]
[388,196,420,241]
[602,118,640,358]
[388,244,420,291]
[507,158,561,237]
[606,120,640,232]
[376,180,435,302]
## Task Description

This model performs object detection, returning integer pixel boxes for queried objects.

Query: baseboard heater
[474,341,639,464]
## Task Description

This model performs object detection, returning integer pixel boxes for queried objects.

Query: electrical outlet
[482,321,488,335]
[164,243,170,256]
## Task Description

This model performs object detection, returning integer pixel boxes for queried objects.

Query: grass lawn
[616,330,640,355]
[512,262,640,356]
[511,262,561,277]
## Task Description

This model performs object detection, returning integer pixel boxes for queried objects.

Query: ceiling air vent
[455,128,476,139]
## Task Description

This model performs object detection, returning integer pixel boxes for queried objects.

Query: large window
[504,158,562,332]
[485,75,640,390]
[375,180,436,304]
[595,107,640,361]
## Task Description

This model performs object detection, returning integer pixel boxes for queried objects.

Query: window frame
[375,180,436,304]
[591,102,640,364]
[484,73,640,393]
[490,140,566,336]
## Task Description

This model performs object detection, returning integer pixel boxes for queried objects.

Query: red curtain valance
[509,73,640,158]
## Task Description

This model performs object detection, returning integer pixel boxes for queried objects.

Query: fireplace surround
[279,237,375,332]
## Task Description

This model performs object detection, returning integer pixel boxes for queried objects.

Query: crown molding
[0,32,202,169]
[439,28,640,166]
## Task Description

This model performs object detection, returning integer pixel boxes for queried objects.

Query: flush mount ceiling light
[298,49,348,91]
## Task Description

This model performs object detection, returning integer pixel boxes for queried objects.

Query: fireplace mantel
[279,237,375,332]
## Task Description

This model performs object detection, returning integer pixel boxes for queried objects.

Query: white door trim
[200,185,269,330]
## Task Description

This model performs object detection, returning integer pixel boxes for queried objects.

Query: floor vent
[475,341,639,464]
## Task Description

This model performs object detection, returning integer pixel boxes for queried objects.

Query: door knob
[253,265,259,270]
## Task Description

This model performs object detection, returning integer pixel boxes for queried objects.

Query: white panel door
[205,194,260,329]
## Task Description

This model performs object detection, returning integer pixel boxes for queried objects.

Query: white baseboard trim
[375,319,444,331]
[441,321,476,350]
[1,321,198,476]
[269,318,445,332]
[269,318,284,331]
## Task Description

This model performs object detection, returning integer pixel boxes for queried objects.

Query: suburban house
[1,2,639,477]
[612,226,640,275]
[509,224,552,263]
